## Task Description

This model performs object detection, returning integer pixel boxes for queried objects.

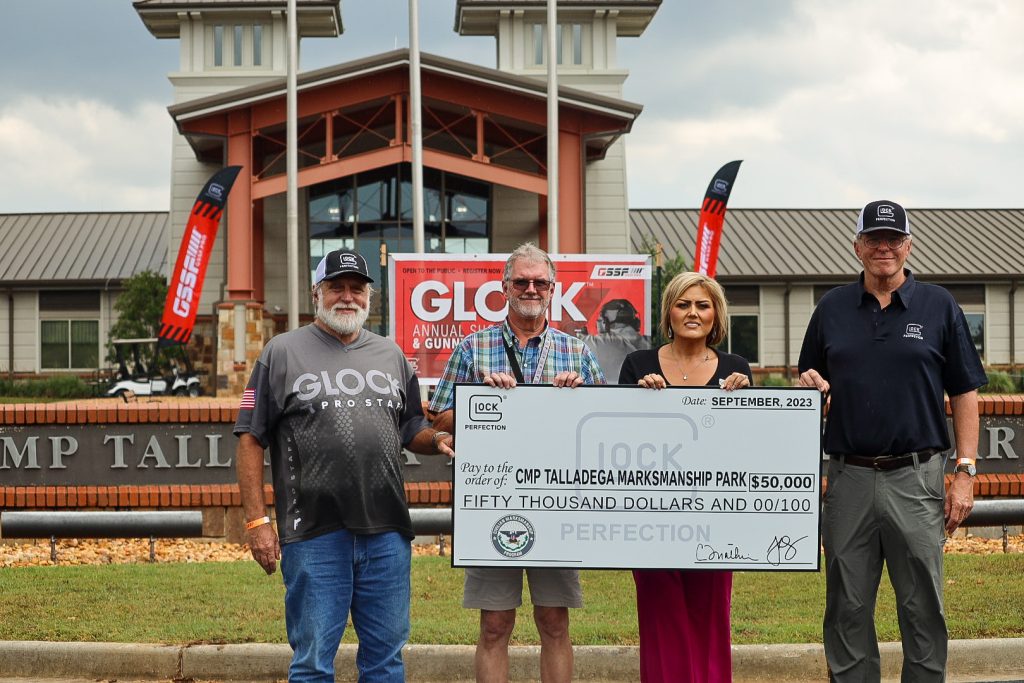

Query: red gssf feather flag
[158,166,242,347]
[693,160,742,278]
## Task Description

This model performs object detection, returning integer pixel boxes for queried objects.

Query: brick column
[216,302,265,396]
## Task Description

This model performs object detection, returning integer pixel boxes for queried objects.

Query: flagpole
[286,0,300,329]
[410,0,425,253]
[546,0,559,254]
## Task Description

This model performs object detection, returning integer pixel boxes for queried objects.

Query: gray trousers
[822,454,948,682]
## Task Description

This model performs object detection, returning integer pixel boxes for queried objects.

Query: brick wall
[0,398,451,542]
[2,395,1020,541]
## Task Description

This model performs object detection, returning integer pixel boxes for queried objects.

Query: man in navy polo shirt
[798,200,986,682]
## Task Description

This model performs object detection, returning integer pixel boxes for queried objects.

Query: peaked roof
[168,48,643,124]
[0,213,167,286]
[630,208,1024,282]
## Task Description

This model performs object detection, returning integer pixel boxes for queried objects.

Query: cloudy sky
[1,0,1021,212]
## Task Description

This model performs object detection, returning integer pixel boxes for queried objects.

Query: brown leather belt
[834,449,940,471]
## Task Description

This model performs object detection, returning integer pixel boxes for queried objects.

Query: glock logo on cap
[877,205,895,219]
[341,254,358,266]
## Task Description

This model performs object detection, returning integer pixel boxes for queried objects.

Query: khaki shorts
[462,567,583,611]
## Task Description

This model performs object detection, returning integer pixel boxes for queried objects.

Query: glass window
[253,24,262,66]
[572,24,582,65]
[40,290,100,311]
[964,312,984,357]
[941,284,985,305]
[533,24,544,65]
[937,283,985,358]
[356,168,397,223]
[728,314,759,364]
[723,285,758,307]
[71,321,99,368]
[309,183,356,239]
[446,175,489,254]
[41,321,69,369]
[40,320,99,369]
[556,23,563,65]
[307,164,492,328]
[214,25,224,66]
[234,26,243,67]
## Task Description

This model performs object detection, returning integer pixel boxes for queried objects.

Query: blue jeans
[280,529,411,683]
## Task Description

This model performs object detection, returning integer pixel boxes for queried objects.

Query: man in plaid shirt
[429,243,604,683]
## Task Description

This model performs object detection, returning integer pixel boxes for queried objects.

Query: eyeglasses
[861,235,909,249]
[508,278,553,292]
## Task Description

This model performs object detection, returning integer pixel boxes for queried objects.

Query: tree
[639,236,690,345]
[106,271,168,366]
[640,235,690,286]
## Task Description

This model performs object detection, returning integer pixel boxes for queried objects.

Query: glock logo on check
[470,395,503,422]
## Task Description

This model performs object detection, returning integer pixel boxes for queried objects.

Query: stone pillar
[216,302,266,396]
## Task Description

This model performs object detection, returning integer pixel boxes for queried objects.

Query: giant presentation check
[452,385,822,571]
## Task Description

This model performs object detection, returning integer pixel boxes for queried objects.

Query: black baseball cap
[856,200,911,236]
[313,249,373,285]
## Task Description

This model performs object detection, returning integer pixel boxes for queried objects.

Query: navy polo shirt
[798,269,986,456]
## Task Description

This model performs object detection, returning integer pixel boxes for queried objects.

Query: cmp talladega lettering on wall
[0,423,451,486]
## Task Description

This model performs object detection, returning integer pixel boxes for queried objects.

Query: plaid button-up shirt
[428,320,606,413]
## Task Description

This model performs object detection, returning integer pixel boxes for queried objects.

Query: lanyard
[503,328,552,385]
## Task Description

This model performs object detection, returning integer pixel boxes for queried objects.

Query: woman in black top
[619,271,752,683]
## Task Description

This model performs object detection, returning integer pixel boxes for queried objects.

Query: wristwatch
[953,462,977,477]
[432,430,452,450]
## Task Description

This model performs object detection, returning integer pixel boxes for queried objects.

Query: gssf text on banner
[452,385,822,571]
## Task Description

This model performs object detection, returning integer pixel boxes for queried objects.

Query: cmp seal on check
[451,384,823,571]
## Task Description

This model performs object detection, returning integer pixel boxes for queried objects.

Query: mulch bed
[0,534,1018,568]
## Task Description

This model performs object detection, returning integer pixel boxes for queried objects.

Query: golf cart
[106,338,202,398]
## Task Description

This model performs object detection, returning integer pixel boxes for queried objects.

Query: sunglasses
[508,278,553,292]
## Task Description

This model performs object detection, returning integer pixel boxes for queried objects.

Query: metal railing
[3,501,1018,561]
[1,511,202,562]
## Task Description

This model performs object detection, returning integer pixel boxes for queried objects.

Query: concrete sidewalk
[1,639,1024,682]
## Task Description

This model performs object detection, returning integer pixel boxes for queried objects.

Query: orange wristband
[245,516,271,531]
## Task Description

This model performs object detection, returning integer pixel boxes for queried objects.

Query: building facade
[3,1,1022,389]
[137,0,656,393]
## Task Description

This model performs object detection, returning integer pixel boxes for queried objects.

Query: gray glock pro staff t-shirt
[234,325,428,543]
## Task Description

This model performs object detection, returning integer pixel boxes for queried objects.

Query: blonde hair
[660,272,729,346]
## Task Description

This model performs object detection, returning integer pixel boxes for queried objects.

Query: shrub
[980,370,1016,394]
[759,374,792,387]
[0,376,93,399]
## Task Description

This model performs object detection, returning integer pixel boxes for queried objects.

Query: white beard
[508,295,547,320]
[316,296,370,337]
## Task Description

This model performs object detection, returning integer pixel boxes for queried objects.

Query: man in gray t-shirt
[234,249,453,683]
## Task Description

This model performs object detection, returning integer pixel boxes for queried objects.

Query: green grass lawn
[1,554,1022,645]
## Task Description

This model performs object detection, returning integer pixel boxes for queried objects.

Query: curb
[0,639,1022,681]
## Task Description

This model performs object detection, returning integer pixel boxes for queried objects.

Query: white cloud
[0,97,172,212]
[1,1,1021,214]
[626,0,1024,208]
